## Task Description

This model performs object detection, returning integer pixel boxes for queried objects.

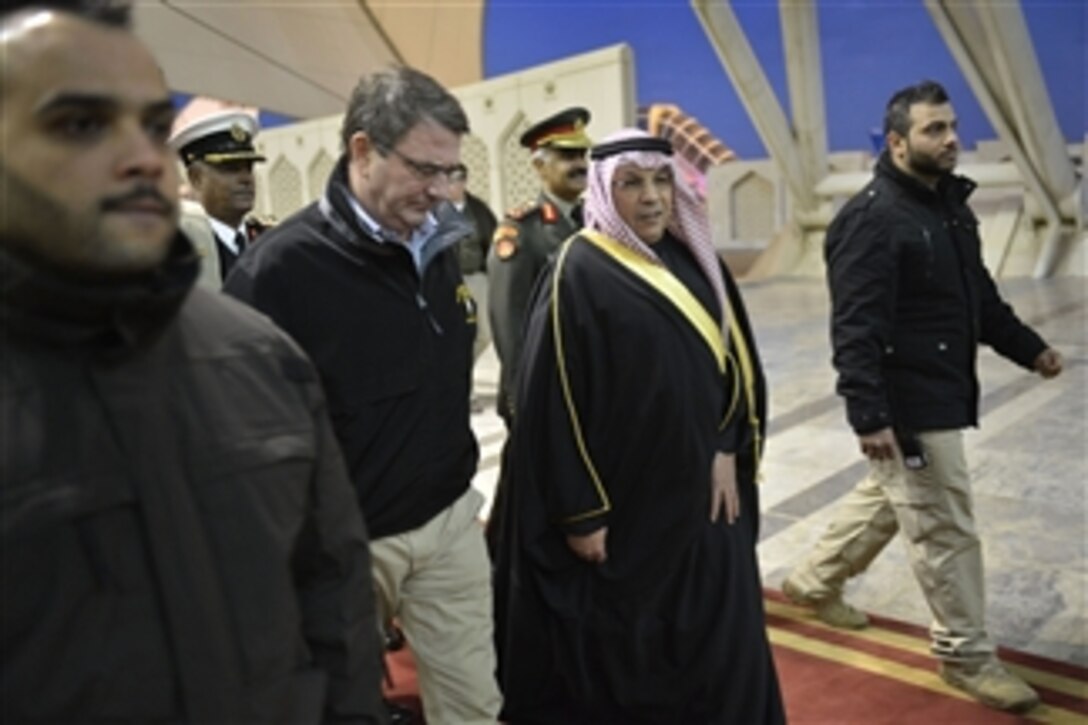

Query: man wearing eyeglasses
[224,67,502,725]
[488,106,592,426]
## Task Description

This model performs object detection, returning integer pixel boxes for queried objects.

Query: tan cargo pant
[789,429,996,661]
[370,487,502,724]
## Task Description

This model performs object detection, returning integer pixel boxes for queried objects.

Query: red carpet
[384,590,1088,723]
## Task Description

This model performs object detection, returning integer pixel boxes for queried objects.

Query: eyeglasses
[379,145,463,183]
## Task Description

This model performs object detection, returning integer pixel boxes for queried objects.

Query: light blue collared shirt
[346,195,436,273]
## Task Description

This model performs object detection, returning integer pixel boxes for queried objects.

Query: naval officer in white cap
[170,110,269,286]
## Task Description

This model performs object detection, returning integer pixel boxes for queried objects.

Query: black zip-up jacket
[826,152,1047,435]
[1,237,384,723]
[225,157,478,539]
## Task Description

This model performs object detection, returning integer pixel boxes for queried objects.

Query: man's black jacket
[2,237,384,722]
[225,157,478,539]
[826,152,1047,435]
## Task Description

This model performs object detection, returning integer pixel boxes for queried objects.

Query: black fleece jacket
[2,236,384,722]
[225,156,478,539]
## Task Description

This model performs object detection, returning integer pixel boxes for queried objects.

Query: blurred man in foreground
[0,3,385,721]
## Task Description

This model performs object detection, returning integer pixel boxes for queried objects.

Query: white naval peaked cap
[168,109,266,167]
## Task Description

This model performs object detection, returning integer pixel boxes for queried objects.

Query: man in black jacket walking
[225,67,502,725]
[0,3,385,722]
[782,80,1062,713]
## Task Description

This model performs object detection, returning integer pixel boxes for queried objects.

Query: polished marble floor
[469,275,1087,668]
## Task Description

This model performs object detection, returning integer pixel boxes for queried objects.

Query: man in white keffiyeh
[490,128,783,724]
[583,128,732,338]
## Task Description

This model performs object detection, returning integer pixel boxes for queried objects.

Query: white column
[925,0,1077,277]
[780,0,828,201]
[691,0,813,211]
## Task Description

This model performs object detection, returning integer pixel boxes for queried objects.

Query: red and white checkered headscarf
[583,128,730,337]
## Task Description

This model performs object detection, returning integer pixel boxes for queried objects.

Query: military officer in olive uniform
[488,107,592,424]
[170,110,270,287]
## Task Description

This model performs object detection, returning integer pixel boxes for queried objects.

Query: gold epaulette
[505,201,540,221]
[505,200,562,225]
[492,222,520,260]
[244,215,276,242]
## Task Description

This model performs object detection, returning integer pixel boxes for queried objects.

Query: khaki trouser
[790,429,996,661]
[370,487,502,724]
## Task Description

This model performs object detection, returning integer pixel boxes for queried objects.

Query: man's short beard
[0,159,175,279]
[0,159,85,266]
[906,145,954,178]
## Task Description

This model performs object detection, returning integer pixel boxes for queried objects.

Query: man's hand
[710,451,740,525]
[859,427,898,461]
[566,527,608,563]
[1034,348,1063,379]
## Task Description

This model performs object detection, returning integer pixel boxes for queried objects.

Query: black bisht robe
[492,232,785,724]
